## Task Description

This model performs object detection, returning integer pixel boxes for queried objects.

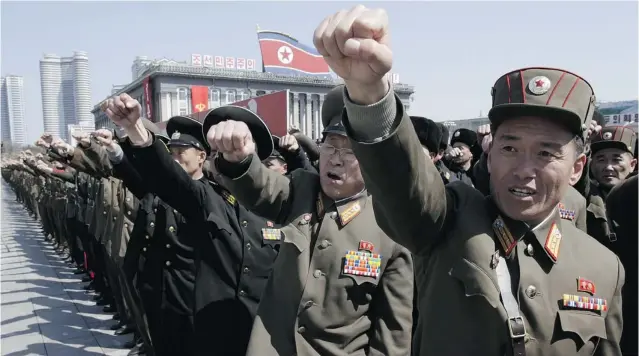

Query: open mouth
[326,172,342,181]
[508,187,536,197]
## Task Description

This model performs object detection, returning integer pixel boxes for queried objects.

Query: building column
[292,93,300,130]
[299,94,307,134]
[305,94,313,138]
[318,95,325,138]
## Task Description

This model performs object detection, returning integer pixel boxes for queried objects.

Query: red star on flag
[280,47,291,61]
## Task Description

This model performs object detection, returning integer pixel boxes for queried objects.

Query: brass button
[319,240,330,249]
[313,270,322,278]
[124,223,128,228]
[142,247,147,252]
[126,197,131,202]
[169,226,175,233]
[113,216,116,220]
[127,211,131,215]
[328,212,338,220]
[525,285,537,298]
[145,235,150,240]
[165,244,170,248]
[153,208,157,213]
[241,220,248,227]
[103,211,107,215]
[173,209,178,214]
[245,243,251,250]
[165,261,171,267]
[303,300,313,309]
[297,326,306,333]
[150,222,154,227]
[239,290,246,297]
[243,267,250,274]
[525,244,534,256]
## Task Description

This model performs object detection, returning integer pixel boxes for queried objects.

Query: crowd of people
[2,5,637,356]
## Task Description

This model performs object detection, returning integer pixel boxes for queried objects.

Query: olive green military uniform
[216,86,414,356]
[342,68,624,356]
[472,152,587,232]
[585,126,638,246]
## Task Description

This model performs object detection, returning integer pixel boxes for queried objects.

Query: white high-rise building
[1,75,27,146]
[39,51,93,141]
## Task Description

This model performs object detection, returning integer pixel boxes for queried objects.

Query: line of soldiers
[2,5,638,356]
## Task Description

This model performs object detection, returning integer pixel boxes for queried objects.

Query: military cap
[438,123,450,151]
[590,125,637,156]
[200,106,274,161]
[410,116,442,153]
[166,115,210,155]
[450,128,477,148]
[322,85,347,137]
[489,67,596,138]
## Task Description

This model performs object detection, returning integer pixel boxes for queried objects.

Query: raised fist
[313,5,392,102]
[584,120,602,143]
[445,147,463,160]
[101,93,142,129]
[279,134,299,152]
[35,138,49,149]
[206,120,256,163]
[476,124,492,153]
[40,133,53,144]
[71,131,91,147]
[92,129,117,152]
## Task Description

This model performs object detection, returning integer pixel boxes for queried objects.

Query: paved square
[1,183,134,355]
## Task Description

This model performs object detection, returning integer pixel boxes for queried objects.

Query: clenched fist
[71,131,91,148]
[313,5,392,104]
[206,120,256,162]
[101,94,142,129]
[279,134,299,152]
[92,129,118,152]
[476,124,492,153]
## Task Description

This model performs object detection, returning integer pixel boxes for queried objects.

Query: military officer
[207,85,415,356]
[102,97,280,356]
[313,5,623,356]
[586,125,637,244]
[445,127,477,186]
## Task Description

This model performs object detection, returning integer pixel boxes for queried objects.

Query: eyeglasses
[320,144,356,162]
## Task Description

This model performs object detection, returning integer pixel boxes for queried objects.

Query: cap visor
[591,141,632,154]
[488,104,584,137]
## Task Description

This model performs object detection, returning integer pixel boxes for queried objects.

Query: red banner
[143,77,153,122]
[231,90,289,136]
[191,86,209,113]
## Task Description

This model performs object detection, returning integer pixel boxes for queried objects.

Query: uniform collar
[318,189,368,227]
[488,198,564,264]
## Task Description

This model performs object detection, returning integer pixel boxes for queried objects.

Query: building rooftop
[92,63,416,113]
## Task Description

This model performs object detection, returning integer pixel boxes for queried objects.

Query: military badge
[358,240,375,253]
[171,131,181,140]
[528,76,551,95]
[558,203,575,221]
[603,132,613,140]
[338,201,361,226]
[343,250,382,279]
[493,216,516,257]
[544,222,562,262]
[577,277,596,295]
[261,228,282,242]
[562,294,607,312]
[221,190,236,205]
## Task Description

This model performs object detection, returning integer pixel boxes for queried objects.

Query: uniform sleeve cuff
[107,144,124,164]
[342,81,397,142]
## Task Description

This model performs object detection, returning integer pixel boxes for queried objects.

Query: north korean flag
[257,31,331,78]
